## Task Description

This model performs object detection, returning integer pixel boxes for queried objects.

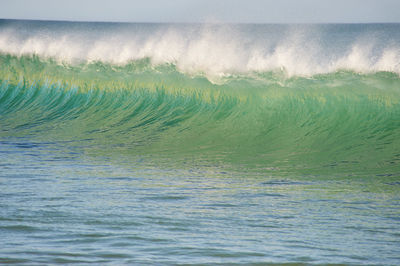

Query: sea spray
[1,21,400,80]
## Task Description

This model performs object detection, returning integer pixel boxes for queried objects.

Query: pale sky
[0,0,399,23]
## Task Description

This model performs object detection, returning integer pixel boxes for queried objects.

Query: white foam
[0,23,399,81]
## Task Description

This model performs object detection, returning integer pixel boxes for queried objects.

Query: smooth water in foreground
[1,143,400,264]
[1,20,400,264]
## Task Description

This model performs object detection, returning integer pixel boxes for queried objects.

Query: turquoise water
[1,20,400,264]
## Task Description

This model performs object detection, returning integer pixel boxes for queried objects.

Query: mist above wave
[0,21,399,81]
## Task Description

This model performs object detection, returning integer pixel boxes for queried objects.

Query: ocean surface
[1,20,400,265]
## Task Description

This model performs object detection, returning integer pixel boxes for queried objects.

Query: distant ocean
[1,20,400,264]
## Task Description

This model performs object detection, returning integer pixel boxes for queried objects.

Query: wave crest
[0,21,400,82]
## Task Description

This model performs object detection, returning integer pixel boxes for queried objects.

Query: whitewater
[1,21,400,79]
[1,20,400,265]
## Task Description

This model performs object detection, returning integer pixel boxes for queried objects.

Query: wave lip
[1,21,400,81]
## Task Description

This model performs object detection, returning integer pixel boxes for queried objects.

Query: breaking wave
[1,20,400,174]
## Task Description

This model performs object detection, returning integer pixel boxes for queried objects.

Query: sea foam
[0,21,399,81]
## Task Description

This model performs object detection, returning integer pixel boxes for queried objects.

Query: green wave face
[1,54,400,175]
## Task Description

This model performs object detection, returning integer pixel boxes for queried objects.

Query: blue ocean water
[0,20,400,264]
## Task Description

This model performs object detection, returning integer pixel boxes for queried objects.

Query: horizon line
[1,18,400,25]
